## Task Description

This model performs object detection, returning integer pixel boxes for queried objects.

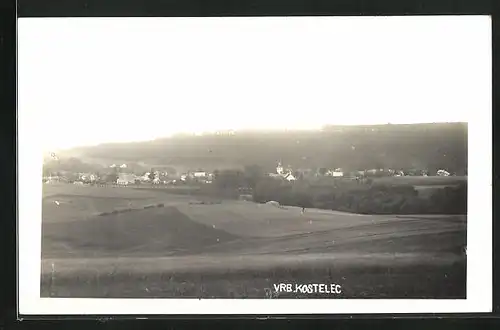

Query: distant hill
[56,122,468,174]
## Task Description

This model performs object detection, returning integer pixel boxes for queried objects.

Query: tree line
[209,166,467,215]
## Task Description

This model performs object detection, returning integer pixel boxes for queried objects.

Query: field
[41,183,467,299]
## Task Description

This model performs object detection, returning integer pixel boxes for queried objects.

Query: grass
[371,176,467,187]
[41,184,467,299]
[42,184,192,223]
[41,258,466,299]
[42,206,238,258]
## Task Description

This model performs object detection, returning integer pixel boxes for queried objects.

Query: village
[42,159,453,187]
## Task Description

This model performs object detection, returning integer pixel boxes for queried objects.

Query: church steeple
[276,161,284,175]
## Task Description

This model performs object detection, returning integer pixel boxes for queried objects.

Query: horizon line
[48,121,467,153]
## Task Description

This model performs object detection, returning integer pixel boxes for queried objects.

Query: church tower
[276,161,284,175]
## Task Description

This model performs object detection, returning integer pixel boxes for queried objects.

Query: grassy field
[371,175,467,187]
[372,176,467,199]
[41,183,467,299]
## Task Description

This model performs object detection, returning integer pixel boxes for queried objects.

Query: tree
[214,169,245,190]
[105,173,118,183]
[243,164,264,189]
[293,170,304,180]
[318,168,328,176]
[165,166,177,176]
[148,170,155,181]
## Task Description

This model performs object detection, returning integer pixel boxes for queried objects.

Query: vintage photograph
[18,16,491,314]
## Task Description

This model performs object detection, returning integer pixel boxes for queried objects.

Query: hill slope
[56,122,467,173]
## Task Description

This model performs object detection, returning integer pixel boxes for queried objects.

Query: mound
[42,206,239,258]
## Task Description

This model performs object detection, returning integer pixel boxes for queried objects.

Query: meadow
[40,183,467,299]
[370,175,467,187]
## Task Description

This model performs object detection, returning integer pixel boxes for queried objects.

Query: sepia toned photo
[18,16,491,315]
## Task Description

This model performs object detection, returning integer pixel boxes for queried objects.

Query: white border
[18,16,492,315]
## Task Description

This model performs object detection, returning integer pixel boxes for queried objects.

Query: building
[139,173,151,182]
[326,168,344,177]
[117,173,136,185]
[43,175,64,184]
[437,169,450,176]
[79,173,98,183]
[276,162,284,175]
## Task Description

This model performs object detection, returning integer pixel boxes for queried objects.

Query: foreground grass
[41,260,466,299]
[40,184,467,299]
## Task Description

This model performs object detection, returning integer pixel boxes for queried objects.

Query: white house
[140,173,151,182]
[284,173,297,181]
[79,173,98,182]
[326,168,344,177]
[193,171,206,178]
[117,173,136,185]
[437,169,450,176]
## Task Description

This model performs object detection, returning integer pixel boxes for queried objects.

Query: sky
[18,16,490,152]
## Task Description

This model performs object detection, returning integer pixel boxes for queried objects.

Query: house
[193,171,206,178]
[43,175,63,184]
[139,173,151,182]
[79,173,98,183]
[326,168,344,177]
[437,169,450,176]
[117,173,136,185]
[284,173,297,181]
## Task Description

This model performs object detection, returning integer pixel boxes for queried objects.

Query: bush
[249,177,467,215]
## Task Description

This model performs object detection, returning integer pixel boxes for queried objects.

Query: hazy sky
[18,16,490,152]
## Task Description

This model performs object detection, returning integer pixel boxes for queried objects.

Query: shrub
[241,176,466,215]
